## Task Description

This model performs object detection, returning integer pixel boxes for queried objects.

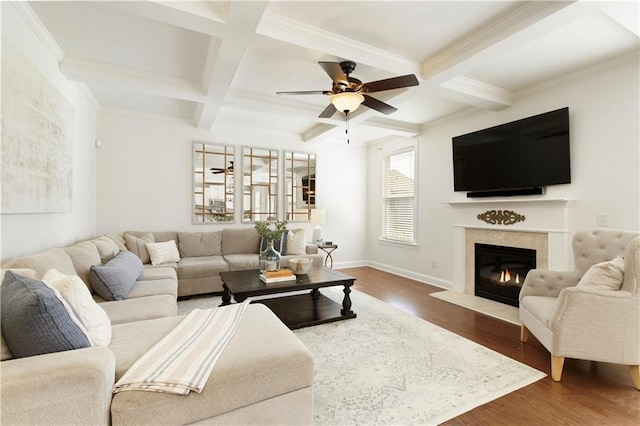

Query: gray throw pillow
[1,271,91,358]
[88,251,144,300]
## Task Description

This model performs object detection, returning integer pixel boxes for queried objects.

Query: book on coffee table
[259,269,296,283]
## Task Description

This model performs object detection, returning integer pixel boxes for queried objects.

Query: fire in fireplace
[474,243,536,307]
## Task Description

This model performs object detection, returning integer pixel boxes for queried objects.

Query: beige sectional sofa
[1,227,315,425]
[122,228,323,297]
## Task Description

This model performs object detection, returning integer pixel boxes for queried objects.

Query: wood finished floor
[342,266,640,425]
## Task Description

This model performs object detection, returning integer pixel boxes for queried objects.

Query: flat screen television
[452,107,571,197]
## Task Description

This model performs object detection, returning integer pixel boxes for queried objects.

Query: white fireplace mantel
[447,197,575,294]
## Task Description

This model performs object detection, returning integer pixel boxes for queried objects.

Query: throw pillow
[124,233,155,264]
[1,271,91,358]
[88,251,144,301]
[42,269,112,347]
[92,235,121,263]
[146,240,181,266]
[576,255,625,291]
[287,229,306,256]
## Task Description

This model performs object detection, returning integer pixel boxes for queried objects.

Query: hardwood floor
[342,266,640,425]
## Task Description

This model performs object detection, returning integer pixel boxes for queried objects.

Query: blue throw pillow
[1,271,91,358]
[88,251,144,300]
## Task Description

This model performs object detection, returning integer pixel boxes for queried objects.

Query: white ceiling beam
[302,123,339,142]
[359,117,421,138]
[256,12,420,77]
[224,89,322,118]
[195,1,269,129]
[600,3,640,37]
[438,76,513,110]
[420,1,603,109]
[59,57,206,102]
[104,1,229,37]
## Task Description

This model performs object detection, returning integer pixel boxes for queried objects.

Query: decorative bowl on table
[289,257,313,275]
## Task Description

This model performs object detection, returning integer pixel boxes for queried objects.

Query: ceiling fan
[210,161,233,174]
[276,61,419,118]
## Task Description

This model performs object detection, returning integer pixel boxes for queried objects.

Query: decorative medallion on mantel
[477,210,526,226]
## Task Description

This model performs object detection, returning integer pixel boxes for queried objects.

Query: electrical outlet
[432,260,437,269]
[597,213,608,227]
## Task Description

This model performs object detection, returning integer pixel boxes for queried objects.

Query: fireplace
[474,243,536,307]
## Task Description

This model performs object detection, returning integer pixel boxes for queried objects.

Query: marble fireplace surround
[448,198,574,295]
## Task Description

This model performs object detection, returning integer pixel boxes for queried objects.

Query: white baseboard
[364,261,453,290]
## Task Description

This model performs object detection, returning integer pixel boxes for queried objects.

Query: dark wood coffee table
[219,267,356,329]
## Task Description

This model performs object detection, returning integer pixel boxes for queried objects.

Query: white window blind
[383,148,416,244]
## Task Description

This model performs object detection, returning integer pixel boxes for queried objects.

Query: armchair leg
[630,366,640,390]
[551,356,564,381]
[520,325,529,342]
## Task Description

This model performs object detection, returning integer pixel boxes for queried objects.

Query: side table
[316,243,338,268]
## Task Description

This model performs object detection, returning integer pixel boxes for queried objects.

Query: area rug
[178,288,544,425]
[430,290,520,325]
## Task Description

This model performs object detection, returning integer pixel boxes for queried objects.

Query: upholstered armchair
[519,229,640,389]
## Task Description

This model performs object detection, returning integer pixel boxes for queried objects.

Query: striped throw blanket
[113,301,250,395]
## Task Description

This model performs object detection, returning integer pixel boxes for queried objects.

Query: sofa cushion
[91,235,121,263]
[577,255,625,291]
[89,251,144,301]
[146,240,180,266]
[286,229,307,255]
[105,232,128,251]
[224,254,259,271]
[178,231,222,257]
[64,241,102,288]
[98,294,177,325]
[1,271,91,358]
[1,248,76,278]
[222,228,261,255]
[42,269,112,347]
[177,256,229,280]
[124,233,155,264]
[138,266,178,281]
[127,278,178,299]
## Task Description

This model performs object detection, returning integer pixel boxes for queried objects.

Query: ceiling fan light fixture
[330,92,364,113]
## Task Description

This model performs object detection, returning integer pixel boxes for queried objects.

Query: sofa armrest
[519,269,580,301]
[305,243,318,255]
[549,287,638,363]
[1,347,115,425]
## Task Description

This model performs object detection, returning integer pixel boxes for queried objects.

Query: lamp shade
[330,92,364,113]
[310,209,326,225]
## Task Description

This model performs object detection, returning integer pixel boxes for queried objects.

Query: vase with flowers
[254,220,288,272]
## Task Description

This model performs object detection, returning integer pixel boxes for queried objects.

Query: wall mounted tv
[452,107,571,197]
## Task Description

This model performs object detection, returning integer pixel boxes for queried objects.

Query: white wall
[1,3,98,263]
[367,53,640,288]
[96,111,368,265]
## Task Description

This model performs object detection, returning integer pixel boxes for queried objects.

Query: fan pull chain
[345,110,350,144]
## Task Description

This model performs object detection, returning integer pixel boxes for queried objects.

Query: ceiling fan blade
[362,74,419,93]
[318,62,348,85]
[276,90,331,96]
[362,95,398,115]
[318,103,337,118]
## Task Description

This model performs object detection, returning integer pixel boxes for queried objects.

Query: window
[382,148,416,244]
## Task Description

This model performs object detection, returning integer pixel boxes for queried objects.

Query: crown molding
[439,76,513,110]
[10,1,64,62]
[360,117,421,138]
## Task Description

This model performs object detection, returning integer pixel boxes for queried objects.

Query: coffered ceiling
[26,1,639,144]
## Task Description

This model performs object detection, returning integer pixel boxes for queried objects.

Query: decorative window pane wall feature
[193,142,235,224]
[285,151,316,222]
[242,147,279,223]
[383,148,416,244]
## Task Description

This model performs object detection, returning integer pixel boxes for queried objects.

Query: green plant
[254,220,288,241]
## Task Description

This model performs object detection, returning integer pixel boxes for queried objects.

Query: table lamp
[310,209,326,244]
